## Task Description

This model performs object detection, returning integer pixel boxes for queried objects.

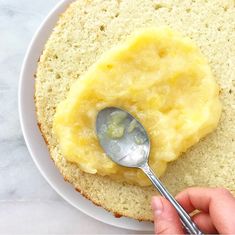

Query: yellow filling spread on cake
[53,27,221,186]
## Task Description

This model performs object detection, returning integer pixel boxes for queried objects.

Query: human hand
[151,187,235,234]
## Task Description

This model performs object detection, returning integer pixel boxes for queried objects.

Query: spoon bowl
[96,107,149,168]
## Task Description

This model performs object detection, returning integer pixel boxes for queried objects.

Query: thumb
[151,196,184,234]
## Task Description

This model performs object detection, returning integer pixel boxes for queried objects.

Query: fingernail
[152,197,163,216]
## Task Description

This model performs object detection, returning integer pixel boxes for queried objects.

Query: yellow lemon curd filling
[53,27,221,186]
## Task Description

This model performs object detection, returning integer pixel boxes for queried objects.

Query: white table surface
[0,0,153,234]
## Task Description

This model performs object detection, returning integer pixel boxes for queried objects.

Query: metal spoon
[96,107,203,235]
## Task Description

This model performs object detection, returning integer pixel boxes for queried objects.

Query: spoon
[96,107,203,235]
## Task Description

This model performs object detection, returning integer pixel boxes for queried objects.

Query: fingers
[151,196,184,234]
[192,212,217,234]
[176,187,235,233]
[176,187,213,213]
[176,187,235,213]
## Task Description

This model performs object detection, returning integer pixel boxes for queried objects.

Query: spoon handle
[140,163,203,235]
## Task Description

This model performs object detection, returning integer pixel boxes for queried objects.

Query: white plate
[18,0,153,231]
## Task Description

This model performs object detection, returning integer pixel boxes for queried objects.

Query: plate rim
[18,0,154,232]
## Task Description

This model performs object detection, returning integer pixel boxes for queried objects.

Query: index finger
[176,187,235,233]
[176,187,235,213]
